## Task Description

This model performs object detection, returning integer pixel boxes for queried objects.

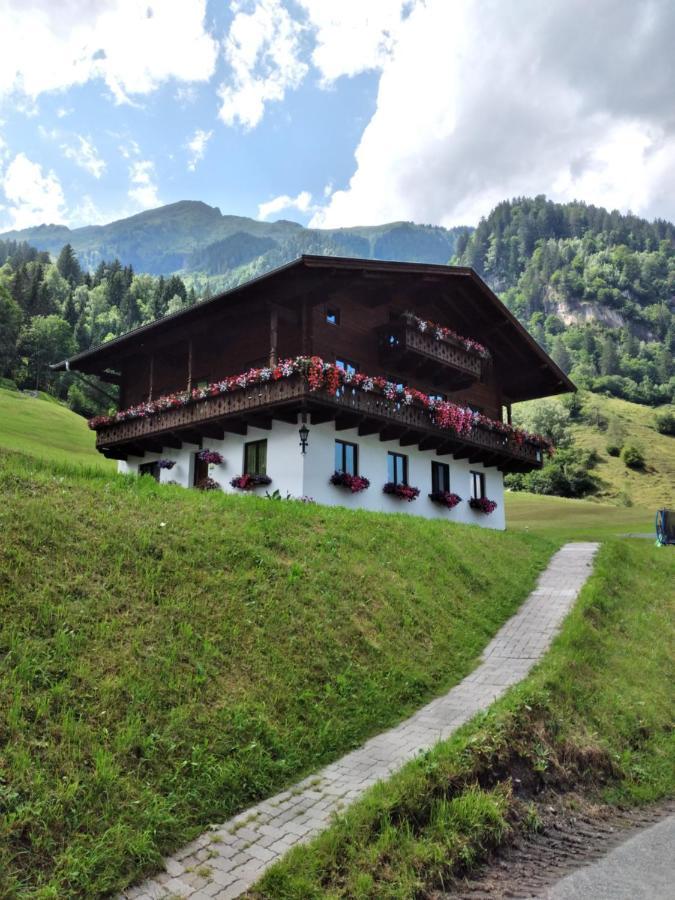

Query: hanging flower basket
[195,476,221,491]
[230,474,272,491]
[330,472,370,493]
[429,490,462,509]
[383,482,420,502]
[469,497,498,514]
[198,449,224,465]
[157,458,176,469]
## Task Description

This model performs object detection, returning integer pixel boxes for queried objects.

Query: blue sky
[1,1,674,232]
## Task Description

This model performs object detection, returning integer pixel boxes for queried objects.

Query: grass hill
[0,449,556,897]
[0,385,113,470]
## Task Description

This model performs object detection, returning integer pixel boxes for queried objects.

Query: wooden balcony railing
[94,375,543,470]
[378,320,484,381]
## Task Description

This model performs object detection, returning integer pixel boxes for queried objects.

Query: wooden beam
[243,414,272,431]
[358,421,381,437]
[269,307,278,366]
[178,429,203,447]
[223,419,248,436]
[148,355,154,401]
[335,414,361,431]
[399,430,422,447]
[187,339,193,392]
[200,424,225,440]
[379,425,405,442]
[101,447,128,461]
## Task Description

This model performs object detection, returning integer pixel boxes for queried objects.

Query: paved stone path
[123,542,599,900]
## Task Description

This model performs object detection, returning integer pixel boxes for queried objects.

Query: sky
[0,0,674,233]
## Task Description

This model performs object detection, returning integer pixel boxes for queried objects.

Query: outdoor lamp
[298,422,310,454]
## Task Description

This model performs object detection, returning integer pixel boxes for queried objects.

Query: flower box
[429,490,462,509]
[469,497,498,514]
[198,449,224,465]
[383,482,420,502]
[330,472,370,493]
[157,458,176,469]
[230,474,272,491]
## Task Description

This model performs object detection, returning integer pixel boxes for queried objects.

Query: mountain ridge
[0,200,469,278]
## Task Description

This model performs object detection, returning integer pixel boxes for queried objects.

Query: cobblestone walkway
[123,542,599,900]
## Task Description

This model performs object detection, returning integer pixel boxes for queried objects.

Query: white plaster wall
[117,417,505,530]
[301,421,505,530]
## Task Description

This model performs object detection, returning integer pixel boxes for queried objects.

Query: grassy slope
[0,387,113,471]
[571,394,674,509]
[252,539,674,899]
[0,451,556,898]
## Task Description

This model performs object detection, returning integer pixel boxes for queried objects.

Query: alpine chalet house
[53,256,573,530]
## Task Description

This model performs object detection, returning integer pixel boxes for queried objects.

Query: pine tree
[56,244,82,287]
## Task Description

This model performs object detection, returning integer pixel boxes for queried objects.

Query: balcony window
[335,440,358,476]
[470,470,486,500]
[431,460,450,494]
[335,358,359,374]
[326,307,340,326]
[387,451,408,485]
[244,439,267,476]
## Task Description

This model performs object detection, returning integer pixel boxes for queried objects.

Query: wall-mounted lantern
[299,422,310,454]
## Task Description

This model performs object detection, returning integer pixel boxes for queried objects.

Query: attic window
[326,307,340,326]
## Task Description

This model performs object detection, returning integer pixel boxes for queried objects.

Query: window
[335,357,359,374]
[470,470,486,500]
[326,307,340,326]
[431,461,450,494]
[193,454,209,487]
[139,461,160,482]
[387,451,408,485]
[244,439,267,476]
[386,373,406,391]
[427,392,447,403]
[335,440,358,475]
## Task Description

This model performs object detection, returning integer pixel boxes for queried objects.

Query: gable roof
[52,254,574,403]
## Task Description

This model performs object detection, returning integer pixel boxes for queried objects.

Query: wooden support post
[187,339,193,392]
[506,403,512,425]
[269,308,278,366]
[148,355,154,401]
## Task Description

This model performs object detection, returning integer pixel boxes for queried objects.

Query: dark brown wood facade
[53,256,573,472]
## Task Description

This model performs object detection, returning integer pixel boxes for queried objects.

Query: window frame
[470,470,486,500]
[244,439,268,476]
[335,439,358,476]
[431,460,450,494]
[387,451,408,486]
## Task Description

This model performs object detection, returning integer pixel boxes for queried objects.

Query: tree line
[0,241,202,414]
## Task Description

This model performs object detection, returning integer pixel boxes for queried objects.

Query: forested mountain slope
[453,196,674,404]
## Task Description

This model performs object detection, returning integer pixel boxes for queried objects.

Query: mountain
[453,196,674,405]
[0,200,469,279]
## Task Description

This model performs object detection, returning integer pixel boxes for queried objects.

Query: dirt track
[433,794,675,899]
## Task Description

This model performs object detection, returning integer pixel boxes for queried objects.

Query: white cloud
[258,189,316,220]
[299,0,411,85]
[128,159,160,209]
[309,0,675,228]
[218,0,308,129]
[0,0,218,104]
[61,134,106,178]
[118,138,141,160]
[186,128,213,171]
[1,152,66,228]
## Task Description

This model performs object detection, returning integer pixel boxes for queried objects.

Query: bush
[621,445,645,470]
[654,410,675,436]
[606,444,622,457]
[505,448,598,498]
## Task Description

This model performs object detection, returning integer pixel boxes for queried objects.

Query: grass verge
[250,539,674,899]
[0,450,557,898]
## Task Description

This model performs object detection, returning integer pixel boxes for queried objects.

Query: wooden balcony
[377,319,485,388]
[95,375,543,473]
